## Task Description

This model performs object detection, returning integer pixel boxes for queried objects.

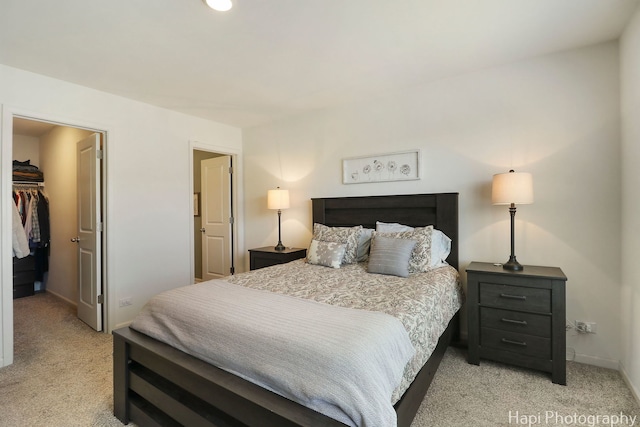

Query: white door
[75,133,102,331]
[201,156,233,280]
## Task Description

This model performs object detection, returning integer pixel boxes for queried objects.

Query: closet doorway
[11,117,106,332]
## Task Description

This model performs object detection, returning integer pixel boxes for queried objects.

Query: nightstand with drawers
[466,261,567,385]
[248,247,307,271]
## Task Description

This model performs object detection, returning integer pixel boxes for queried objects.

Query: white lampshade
[204,0,232,11]
[267,188,290,210]
[492,170,534,205]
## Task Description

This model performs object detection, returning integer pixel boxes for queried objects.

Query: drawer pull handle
[499,293,527,301]
[501,318,528,326]
[501,338,527,347]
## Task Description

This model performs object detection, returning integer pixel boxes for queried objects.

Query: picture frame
[342,149,420,184]
[194,193,200,217]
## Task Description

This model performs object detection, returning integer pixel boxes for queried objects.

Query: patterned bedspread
[226,259,463,402]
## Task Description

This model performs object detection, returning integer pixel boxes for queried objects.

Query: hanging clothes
[12,200,29,258]
[12,184,51,284]
[34,191,50,282]
[24,192,35,242]
[36,190,50,245]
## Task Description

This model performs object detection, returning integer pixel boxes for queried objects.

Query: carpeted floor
[0,292,122,426]
[1,292,639,427]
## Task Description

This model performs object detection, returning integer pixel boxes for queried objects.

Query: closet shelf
[12,181,45,187]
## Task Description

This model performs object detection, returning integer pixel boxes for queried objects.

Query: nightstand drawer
[480,307,551,338]
[479,283,551,313]
[481,327,551,359]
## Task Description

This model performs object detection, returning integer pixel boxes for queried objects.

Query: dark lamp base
[274,242,286,251]
[503,258,524,271]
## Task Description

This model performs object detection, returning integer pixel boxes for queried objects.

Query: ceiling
[1,0,638,129]
[12,118,56,137]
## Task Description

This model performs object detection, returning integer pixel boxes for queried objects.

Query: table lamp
[267,187,290,251]
[492,170,533,271]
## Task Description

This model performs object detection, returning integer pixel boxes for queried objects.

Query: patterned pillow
[307,239,346,269]
[312,223,362,264]
[367,236,417,278]
[374,225,433,273]
[377,222,451,268]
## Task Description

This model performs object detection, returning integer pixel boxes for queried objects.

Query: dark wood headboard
[311,193,459,270]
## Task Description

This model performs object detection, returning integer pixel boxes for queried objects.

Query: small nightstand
[466,261,567,385]
[249,247,307,271]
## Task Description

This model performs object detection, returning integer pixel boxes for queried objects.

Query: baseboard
[571,352,619,370]
[620,362,640,407]
[46,290,76,308]
[113,320,132,331]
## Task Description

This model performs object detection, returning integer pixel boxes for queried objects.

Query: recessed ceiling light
[204,0,232,12]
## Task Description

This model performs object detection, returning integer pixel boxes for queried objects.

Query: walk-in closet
[12,118,93,306]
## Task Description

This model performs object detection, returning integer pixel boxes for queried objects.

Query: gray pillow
[356,228,374,262]
[307,239,346,269]
[367,236,417,278]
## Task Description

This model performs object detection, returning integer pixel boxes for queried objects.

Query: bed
[113,192,460,427]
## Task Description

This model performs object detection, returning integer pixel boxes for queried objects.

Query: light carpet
[1,292,639,427]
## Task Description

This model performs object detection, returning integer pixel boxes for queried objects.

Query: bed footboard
[113,327,347,427]
[113,313,458,427]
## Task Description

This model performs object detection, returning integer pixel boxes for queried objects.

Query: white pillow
[376,221,414,233]
[307,239,346,269]
[431,229,452,268]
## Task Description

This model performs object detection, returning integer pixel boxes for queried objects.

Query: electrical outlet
[575,320,597,334]
[119,297,132,307]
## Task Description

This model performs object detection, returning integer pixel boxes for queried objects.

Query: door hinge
[98,222,103,232]
[228,166,233,174]
[229,216,234,225]
[230,267,235,275]
[97,149,103,159]
[97,295,104,304]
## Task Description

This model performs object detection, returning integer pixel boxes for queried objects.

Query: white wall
[12,134,40,166]
[620,6,640,403]
[243,42,622,368]
[0,64,242,366]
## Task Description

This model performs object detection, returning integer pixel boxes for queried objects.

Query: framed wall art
[342,150,420,184]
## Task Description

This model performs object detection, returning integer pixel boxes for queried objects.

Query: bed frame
[113,192,459,427]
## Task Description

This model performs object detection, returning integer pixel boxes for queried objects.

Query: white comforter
[130,279,415,427]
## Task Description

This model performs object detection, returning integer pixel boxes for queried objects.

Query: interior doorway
[193,149,234,281]
[7,116,107,359]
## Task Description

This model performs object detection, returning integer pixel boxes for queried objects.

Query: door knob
[70,237,80,243]
[200,228,205,233]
